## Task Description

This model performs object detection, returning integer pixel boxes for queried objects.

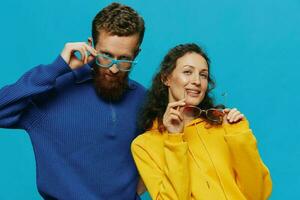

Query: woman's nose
[190,74,201,85]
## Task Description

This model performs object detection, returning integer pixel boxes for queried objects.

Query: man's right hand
[60,41,98,70]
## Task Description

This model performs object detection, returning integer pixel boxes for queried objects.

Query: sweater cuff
[165,133,188,153]
[223,118,250,135]
[50,55,73,75]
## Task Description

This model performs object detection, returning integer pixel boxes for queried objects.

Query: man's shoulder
[128,79,147,93]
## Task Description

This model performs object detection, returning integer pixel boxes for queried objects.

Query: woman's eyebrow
[182,65,194,69]
[183,65,208,71]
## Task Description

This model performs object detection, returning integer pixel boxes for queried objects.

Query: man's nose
[109,64,119,74]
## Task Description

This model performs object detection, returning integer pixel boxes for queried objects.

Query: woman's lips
[186,89,200,97]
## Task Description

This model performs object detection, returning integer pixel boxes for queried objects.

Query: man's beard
[92,65,129,102]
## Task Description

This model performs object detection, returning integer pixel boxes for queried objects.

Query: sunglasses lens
[206,109,224,124]
[182,106,201,118]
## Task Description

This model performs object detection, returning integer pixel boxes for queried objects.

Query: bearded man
[0,2,146,200]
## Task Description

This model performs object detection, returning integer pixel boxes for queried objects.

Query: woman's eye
[200,73,208,79]
[183,71,192,75]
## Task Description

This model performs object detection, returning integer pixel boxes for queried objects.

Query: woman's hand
[163,99,186,133]
[223,108,244,124]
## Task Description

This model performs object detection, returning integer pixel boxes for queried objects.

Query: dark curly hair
[139,43,220,133]
[92,2,145,46]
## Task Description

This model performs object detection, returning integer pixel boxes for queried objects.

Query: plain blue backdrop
[0,0,299,199]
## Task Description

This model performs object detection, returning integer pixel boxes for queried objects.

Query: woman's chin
[185,100,201,106]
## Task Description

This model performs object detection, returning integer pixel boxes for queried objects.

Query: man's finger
[84,43,98,56]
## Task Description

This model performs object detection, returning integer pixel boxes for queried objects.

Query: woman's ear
[161,75,170,87]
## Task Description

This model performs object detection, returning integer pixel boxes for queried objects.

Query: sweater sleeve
[131,133,191,200]
[0,56,71,129]
[223,120,272,200]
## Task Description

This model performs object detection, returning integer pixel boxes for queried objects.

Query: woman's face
[165,52,209,106]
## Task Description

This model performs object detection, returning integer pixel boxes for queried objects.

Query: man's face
[92,30,140,102]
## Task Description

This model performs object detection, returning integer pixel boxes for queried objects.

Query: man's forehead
[98,48,133,58]
[96,32,139,57]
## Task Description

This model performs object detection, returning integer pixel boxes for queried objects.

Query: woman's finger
[228,110,240,122]
[169,113,182,124]
[166,100,186,114]
[226,108,237,120]
[169,108,183,121]
[167,99,186,109]
[232,114,244,122]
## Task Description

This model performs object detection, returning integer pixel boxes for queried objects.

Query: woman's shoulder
[133,130,165,147]
[131,130,167,168]
[189,117,251,136]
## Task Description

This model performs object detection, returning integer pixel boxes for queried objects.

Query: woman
[131,43,272,200]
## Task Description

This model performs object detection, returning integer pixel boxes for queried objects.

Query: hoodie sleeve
[131,133,191,200]
[223,119,272,200]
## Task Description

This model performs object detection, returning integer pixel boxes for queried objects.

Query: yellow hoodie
[131,118,272,200]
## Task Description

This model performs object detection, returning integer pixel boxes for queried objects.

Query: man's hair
[92,2,145,46]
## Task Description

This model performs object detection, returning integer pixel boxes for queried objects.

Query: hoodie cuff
[223,118,250,135]
[167,133,184,143]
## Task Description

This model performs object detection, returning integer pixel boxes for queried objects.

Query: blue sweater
[0,56,146,200]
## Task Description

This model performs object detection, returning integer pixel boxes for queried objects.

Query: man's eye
[102,52,113,58]
[119,57,131,61]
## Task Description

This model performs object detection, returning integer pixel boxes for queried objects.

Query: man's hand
[137,178,147,195]
[60,40,98,70]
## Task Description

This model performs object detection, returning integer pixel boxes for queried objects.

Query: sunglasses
[95,53,137,72]
[182,106,225,124]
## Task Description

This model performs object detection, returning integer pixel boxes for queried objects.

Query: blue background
[0,0,299,199]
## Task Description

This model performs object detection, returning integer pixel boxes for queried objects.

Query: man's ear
[134,48,141,58]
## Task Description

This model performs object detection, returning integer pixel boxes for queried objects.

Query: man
[0,3,146,200]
